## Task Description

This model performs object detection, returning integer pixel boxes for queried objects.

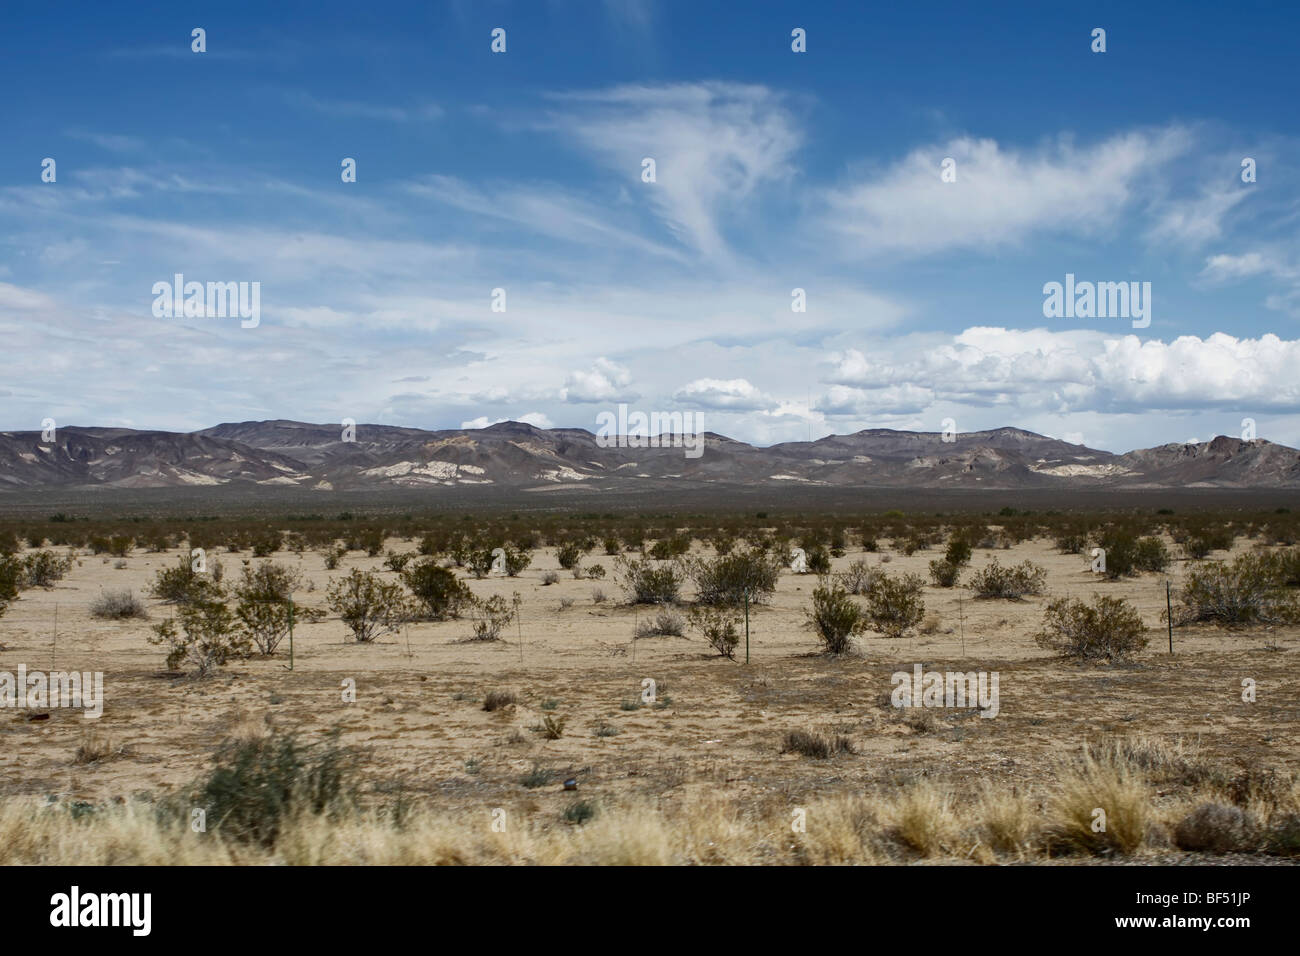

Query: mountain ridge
[1,420,1297,491]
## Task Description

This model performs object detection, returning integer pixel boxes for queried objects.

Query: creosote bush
[1174,552,1300,625]
[1036,594,1148,662]
[867,572,926,638]
[402,558,473,620]
[326,569,409,643]
[806,577,866,655]
[687,604,741,659]
[614,556,683,604]
[685,548,780,606]
[969,558,1047,600]
[193,730,358,848]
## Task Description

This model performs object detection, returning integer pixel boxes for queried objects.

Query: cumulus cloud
[673,377,771,410]
[825,329,1300,414]
[560,358,637,403]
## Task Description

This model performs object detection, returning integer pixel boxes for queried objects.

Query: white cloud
[674,377,770,410]
[560,358,637,403]
[823,128,1190,256]
[549,82,800,262]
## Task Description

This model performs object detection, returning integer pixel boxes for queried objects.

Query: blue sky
[2,0,1298,452]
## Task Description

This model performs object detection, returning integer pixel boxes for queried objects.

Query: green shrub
[22,550,73,588]
[806,578,866,655]
[149,594,244,676]
[969,559,1047,599]
[194,731,357,848]
[1174,552,1299,625]
[469,594,516,641]
[402,558,473,620]
[685,548,780,606]
[868,572,926,638]
[928,559,960,588]
[614,556,683,604]
[1036,594,1148,662]
[687,605,741,659]
[327,569,410,643]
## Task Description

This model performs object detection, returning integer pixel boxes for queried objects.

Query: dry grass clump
[780,729,854,759]
[1046,747,1151,856]
[482,689,517,712]
[888,781,961,857]
[89,589,148,620]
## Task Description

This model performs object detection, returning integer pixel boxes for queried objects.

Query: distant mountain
[1,421,1297,491]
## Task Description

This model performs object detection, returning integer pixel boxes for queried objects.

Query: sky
[1,0,1298,453]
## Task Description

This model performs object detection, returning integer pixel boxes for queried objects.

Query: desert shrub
[469,595,516,641]
[1093,530,1138,579]
[0,557,22,619]
[383,550,415,573]
[22,550,73,588]
[321,545,344,570]
[614,556,683,604]
[556,541,586,570]
[1173,803,1258,854]
[327,569,410,643]
[466,548,495,579]
[250,529,283,558]
[483,689,516,712]
[148,555,219,605]
[149,594,245,676]
[806,578,866,655]
[944,533,973,567]
[402,558,473,620]
[603,536,621,556]
[1134,536,1171,573]
[804,546,832,575]
[1036,594,1148,662]
[781,729,853,759]
[1055,533,1087,554]
[90,589,147,620]
[503,546,532,577]
[541,570,560,586]
[928,559,960,588]
[686,548,780,606]
[839,559,884,596]
[194,731,357,848]
[687,605,741,659]
[1174,552,1299,625]
[584,562,605,580]
[231,562,317,656]
[635,606,686,639]
[867,572,926,638]
[969,559,1047,599]
[649,536,690,560]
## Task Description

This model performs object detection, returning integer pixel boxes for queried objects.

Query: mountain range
[1,420,1298,492]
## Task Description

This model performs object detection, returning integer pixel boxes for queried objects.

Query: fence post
[1166,580,1173,654]
[288,598,295,670]
[744,588,750,665]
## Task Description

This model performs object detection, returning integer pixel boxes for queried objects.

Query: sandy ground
[1,538,1297,821]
